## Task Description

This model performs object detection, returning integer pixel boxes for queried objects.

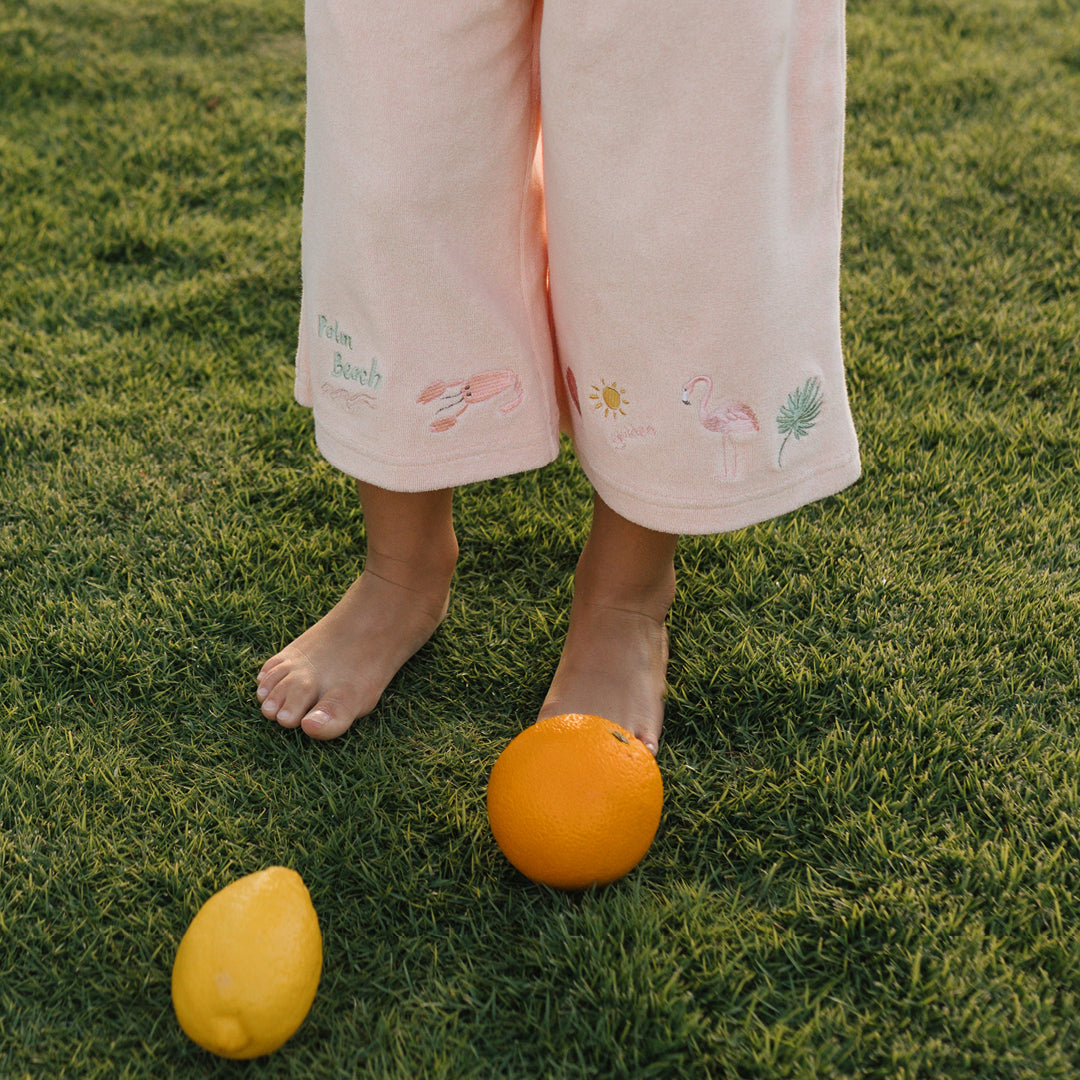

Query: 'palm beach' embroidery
[681,375,760,481]
[776,376,823,467]
[591,379,629,419]
[417,370,523,432]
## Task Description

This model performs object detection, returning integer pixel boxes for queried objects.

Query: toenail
[256,685,269,701]
[303,709,329,729]
[276,708,293,723]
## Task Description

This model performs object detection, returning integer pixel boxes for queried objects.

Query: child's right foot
[258,482,458,740]
[257,561,454,740]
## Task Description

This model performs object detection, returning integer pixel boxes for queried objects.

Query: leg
[538,491,677,755]
[295,0,558,491]
[536,1,860,749]
[540,0,860,535]
[257,482,457,739]
[270,0,558,739]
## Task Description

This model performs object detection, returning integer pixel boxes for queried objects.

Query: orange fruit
[486,713,663,890]
[171,866,322,1059]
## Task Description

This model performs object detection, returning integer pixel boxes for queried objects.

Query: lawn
[1,0,1079,1076]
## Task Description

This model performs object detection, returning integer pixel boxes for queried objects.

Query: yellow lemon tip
[208,1016,250,1057]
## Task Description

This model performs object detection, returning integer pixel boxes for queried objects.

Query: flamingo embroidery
[681,375,760,481]
[417,370,523,432]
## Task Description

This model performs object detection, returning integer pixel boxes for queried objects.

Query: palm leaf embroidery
[776,377,823,467]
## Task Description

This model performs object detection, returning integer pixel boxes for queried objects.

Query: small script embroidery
[318,314,353,349]
[611,424,657,449]
[318,313,383,389]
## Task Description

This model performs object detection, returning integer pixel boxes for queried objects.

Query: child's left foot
[537,596,669,755]
[538,493,676,755]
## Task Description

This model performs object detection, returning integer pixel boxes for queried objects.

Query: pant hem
[311,419,562,494]
[575,450,863,535]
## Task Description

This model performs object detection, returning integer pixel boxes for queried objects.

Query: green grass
[2,0,1079,1075]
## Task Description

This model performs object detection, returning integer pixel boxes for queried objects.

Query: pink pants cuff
[295,0,861,534]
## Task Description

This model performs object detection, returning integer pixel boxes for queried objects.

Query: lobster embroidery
[417,370,524,432]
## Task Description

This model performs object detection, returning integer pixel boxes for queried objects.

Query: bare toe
[299,699,359,740]
[255,661,289,704]
[255,569,452,739]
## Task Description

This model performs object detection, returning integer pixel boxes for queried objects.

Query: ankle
[572,546,676,622]
[569,491,679,619]
[365,530,458,593]
[356,482,459,591]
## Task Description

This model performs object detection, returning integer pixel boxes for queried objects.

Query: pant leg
[296,0,559,491]
[540,0,861,534]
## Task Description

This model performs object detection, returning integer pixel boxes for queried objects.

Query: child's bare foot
[538,494,677,755]
[538,598,670,755]
[257,483,457,740]
[257,569,452,739]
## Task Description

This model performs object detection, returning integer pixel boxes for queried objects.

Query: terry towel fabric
[294,0,861,534]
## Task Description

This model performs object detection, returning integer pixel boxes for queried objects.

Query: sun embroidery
[590,379,629,419]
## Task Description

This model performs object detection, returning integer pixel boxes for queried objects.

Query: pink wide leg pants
[294,0,861,534]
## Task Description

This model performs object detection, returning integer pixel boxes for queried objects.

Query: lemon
[171,866,322,1059]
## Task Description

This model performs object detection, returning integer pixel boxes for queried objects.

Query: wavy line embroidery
[321,382,377,413]
[776,377,823,468]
